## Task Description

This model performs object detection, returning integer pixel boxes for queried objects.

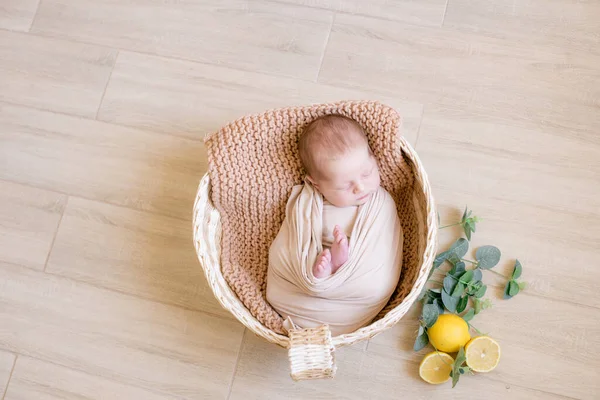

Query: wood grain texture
[0,262,244,398]
[98,51,423,145]
[0,31,117,117]
[444,0,600,54]
[31,0,333,79]
[4,357,174,400]
[0,0,39,32]
[319,14,600,134]
[416,105,600,307]
[272,0,447,26]
[0,351,16,399]
[0,103,206,220]
[46,197,231,318]
[0,180,66,270]
[230,332,569,399]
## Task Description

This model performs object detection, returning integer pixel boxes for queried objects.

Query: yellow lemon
[465,336,501,372]
[419,351,454,384]
[427,314,471,353]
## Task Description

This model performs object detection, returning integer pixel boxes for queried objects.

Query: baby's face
[310,145,381,208]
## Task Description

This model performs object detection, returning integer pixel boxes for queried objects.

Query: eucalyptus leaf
[433,251,450,269]
[449,238,469,259]
[442,289,459,313]
[418,325,425,336]
[460,270,474,283]
[468,219,477,232]
[456,296,468,313]
[461,206,468,223]
[452,348,467,388]
[422,304,440,328]
[509,280,520,296]
[473,269,483,281]
[430,288,442,295]
[452,282,466,298]
[450,261,466,277]
[443,275,457,294]
[475,246,501,269]
[464,224,472,241]
[512,259,523,279]
[462,309,475,322]
[414,331,429,351]
[434,298,445,314]
[503,281,512,299]
[475,284,487,298]
[447,253,461,266]
[473,298,482,314]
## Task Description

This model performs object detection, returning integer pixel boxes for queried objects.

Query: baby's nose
[354,183,364,194]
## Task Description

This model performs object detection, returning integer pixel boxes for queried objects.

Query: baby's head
[299,114,381,207]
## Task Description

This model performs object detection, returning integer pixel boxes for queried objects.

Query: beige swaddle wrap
[266,183,403,336]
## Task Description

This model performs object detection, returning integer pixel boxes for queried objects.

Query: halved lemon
[465,336,501,372]
[419,351,454,384]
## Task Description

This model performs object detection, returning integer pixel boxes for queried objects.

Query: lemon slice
[419,351,454,384]
[465,336,501,372]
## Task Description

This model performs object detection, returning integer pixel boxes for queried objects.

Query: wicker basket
[192,102,437,380]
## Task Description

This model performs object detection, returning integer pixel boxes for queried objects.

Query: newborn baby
[266,115,404,336]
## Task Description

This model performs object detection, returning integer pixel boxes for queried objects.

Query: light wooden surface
[0,0,598,398]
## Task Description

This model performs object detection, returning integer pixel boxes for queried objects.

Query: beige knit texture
[205,100,422,334]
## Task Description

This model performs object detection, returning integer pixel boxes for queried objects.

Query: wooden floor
[1,0,599,398]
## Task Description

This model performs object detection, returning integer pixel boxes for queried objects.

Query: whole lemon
[427,314,471,353]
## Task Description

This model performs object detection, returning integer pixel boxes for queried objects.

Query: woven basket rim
[193,108,437,349]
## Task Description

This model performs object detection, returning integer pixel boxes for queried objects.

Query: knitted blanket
[205,101,415,334]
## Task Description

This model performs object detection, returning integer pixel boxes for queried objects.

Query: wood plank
[415,105,600,307]
[0,31,117,118]
[0,0,39,32]
[5,357,175,400]
[31,0,333,79]
[319,14,600,135]
[0,351,16,399]
[0,262,244,398]
[444,0,600,55]
[0,180,66,270]
[0,103,206,221]
[229,331,569,399]
[368,290,600,399]
[46,197,230,318]
[272,0,447,27]
[98,51,423,145]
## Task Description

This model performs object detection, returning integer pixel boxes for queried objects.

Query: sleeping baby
[266,115,404,336]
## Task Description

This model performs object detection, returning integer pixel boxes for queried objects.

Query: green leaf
[447,253,461,266]
[475,284,487,298]
[452,347,467,388]
[414,330,429,351]
[512,259,523,279]
[464,224,472,241]
[452,282,466,298]
[473,269,483,281]
[434,298,445,315]
[475,246,501,269]
[482,298,493,310]
[462,309,475,322]
[450,261,466,277]
[449,238,469,259]
[430,288,442,295]
[467,219,477,233]
[442,289,459,313]
[503,281,512,299]
[433,251,450,269]
[457,296,468,313]
[461,206,468,223]
[460,270,474,283]
[473,298,482,314]
[509,280,520,296]
[518,281,529,290]
[443,275,457,294]
[422,304,440,328]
